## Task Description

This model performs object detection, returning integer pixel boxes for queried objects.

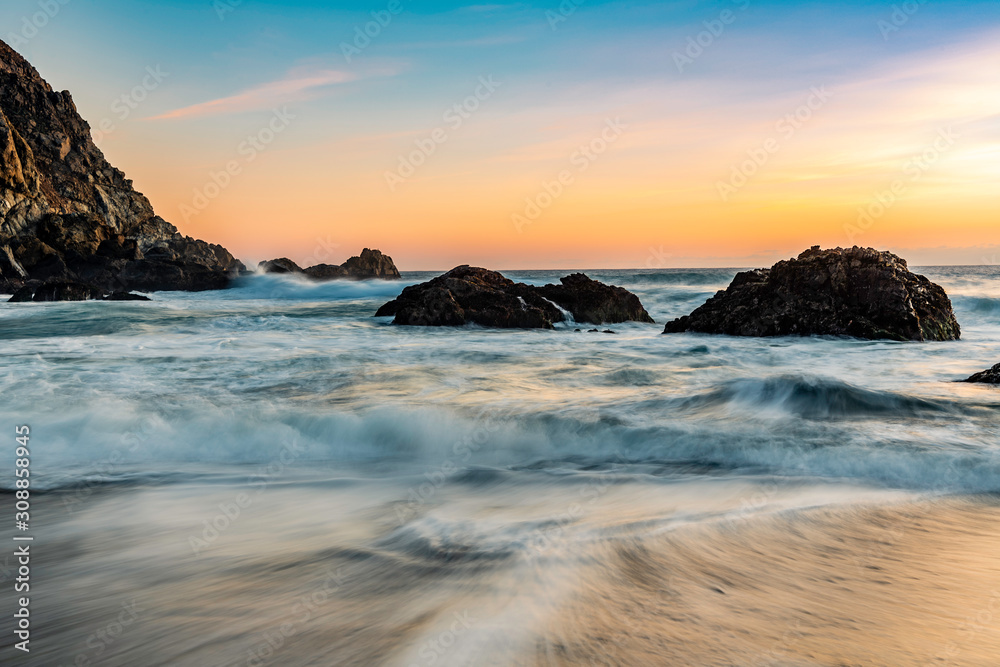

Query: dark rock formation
[340,248,400,279]
[260,248,401,280]
[663,246,961,341]
[0,39,244,294]
[964,363,1000,384]
[536,273,653,324]
[376,266,652,329]
[10,280,100,302]
[8,280,149,302]
[103,291,151,301]
[376,265,561,328]
[258,258,303,274]
[303,264,347,280]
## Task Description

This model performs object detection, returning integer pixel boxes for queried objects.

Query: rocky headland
[663,246,961,341]
[375,266,653,328]
[0,38,243,298]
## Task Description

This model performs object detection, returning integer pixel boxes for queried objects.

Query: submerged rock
[8,280,150,302]
[663,246,961,341]
[10,281,99,302]
[260,248,400,281]
[376,266,652,329]
[964,363,1000,384]
[0,39,245,294]
[536,273,653,324]
[103,291,151,302]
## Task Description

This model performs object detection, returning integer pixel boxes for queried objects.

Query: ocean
[2,266,999,666]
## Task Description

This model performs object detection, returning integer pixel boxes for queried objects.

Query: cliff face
[0,39,244,293]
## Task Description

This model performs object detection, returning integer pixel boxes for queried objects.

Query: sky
[3,0,999,269]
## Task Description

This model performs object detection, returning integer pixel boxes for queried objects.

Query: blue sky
[3,0,999,268]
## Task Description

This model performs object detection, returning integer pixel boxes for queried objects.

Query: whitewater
[1,266,999,666]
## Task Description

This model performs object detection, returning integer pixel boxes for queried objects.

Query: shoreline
[3,481,998,666]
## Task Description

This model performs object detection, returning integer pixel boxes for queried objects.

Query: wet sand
[2,479,998,666]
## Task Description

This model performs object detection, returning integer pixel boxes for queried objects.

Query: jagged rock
[376,266,652,329]
[0,39,245,292]
[340,248,400,279]
[536,273,653,324]
[663,246,961,341]
[376,265,560,328]
[964,363,1000,384]
[261,248,401,281]
[259,258,303,274]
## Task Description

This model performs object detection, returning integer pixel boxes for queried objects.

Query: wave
[623,270,739,286]
[6,387,999,494]
[953,295,1000,316]
[206,273,410,302]
[672,376,955,420]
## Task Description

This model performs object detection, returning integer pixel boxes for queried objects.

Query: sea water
[1,267,998,666]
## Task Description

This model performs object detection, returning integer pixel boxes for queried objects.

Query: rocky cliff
[663,246,961,341]
[0,39,244,294]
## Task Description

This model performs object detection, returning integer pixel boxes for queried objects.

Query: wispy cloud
[151,67,361,120]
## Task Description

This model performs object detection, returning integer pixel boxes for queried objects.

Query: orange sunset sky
[6,0,999,269]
